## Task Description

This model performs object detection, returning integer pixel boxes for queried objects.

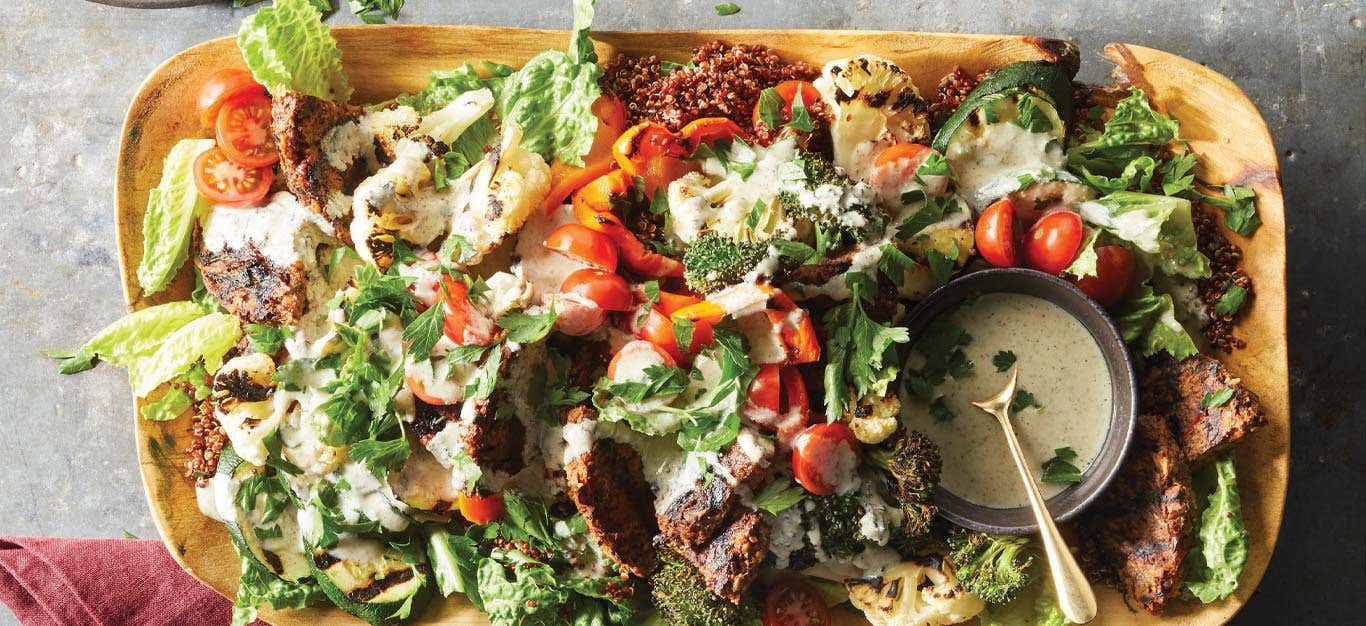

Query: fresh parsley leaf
[141,386,192,421]
[1014,94,1054,133]
[677,411,741,452]
[746,199,767,233]
[877,244,917,287]
[752,478,807,515]
[350,436,411,478]
[1215,284,1248,316]
[1202,388,1236,408]
[772,239,819,265]
[464,347,503,401]
[1041,447,1083,483]
[447,343,491,365]
[992,350,1017,372]
[785,89,814,132]
[1011,388,1043,413]
[245,324,290,355]
[1159,153,1198,196]
[1190,184,1260,236]
[821,272,911,416]
[402,303,445,362]
[440,234,480,267]
[641,281,661,307]
[501,492,559,549]
[714,2,741,16]
[756,87,784,130]
[497,305,558,343]
[926,240,959,285]
[929,396,955,423]
[43,348,97,375]
[897,195,957,238]
[672,318,696,354]
[348,0,404,24]
[600,364,690,404]
[946,349,973,379]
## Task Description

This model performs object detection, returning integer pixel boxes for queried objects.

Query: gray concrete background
[0,0,1361,623]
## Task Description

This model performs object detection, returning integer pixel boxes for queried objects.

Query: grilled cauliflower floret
[815,55,931,181]
[323,104,422,172]
[447,123,551,266]
[889,198,975,300]
[846,393,901,444]
[846,555,985,626]
[417,88,495,145]
[212,352,283,466]
[350,139,451,269]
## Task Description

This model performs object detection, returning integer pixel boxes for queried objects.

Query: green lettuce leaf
[140,386,193,421]
[46,301,207,374]
[1062,227,1100,278]
[238,0,352,101]
[1078,192,1210,280]
[129,312,243,397]
[397,63,512,114]
[1183,455,1249,603]
[229,549,322,626]
[1111,282,1199,360]
[1067,87,1179,177]
[496,0,601,165]
[136,138,215,296]
[978,572,1070,626]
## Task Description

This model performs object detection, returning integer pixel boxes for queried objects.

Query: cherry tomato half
[441,276,496,346]
[607,339,677,382]
[561,268,633,312]
[193,145,273,206]
[457,492,505,525]
[1023,210,1085,275]
[544,223,619,271]
[216,91,279,168]
[763,579,831,626]
[637,307,715,362]
[752,80,821,132]
[743,364,783,423]
[791,422,861,496]
[405,372,457,406]
[976,198,1020,268]
[196,68,266,129]
[553,292,607,337]
[1073,245,1136,308]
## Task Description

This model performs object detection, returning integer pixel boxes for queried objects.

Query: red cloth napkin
[0,536,257,626]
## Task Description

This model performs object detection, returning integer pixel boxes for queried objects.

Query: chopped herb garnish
[1041,447,1083,483]
[1201,388,1236,408]
[877,244,917,287]
[926,240,959,285]
[1215,285,1248,316]
[785,89,814,133]
[756,87,784,130]
[714,2,741,16]
[992,350,1017,372]
[1011,388,1043,413]
[401,302,445,362]
[752,478,807,515]
[497,305,558,343]
[929,396,956,423]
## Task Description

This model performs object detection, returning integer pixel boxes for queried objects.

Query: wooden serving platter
[116,27,1288,626]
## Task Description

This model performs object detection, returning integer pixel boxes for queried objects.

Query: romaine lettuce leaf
[140,386,193,421]
[1067,88,1179,177]
[238,0,352,101]
[137,138,215,296]
[229,549,322,626]
[1078,192,1210,280]
[129,312,242,397]
[397,63,512,114]
[1111,282,1199,360]
[44,301,207,374]
[977,572,1070,626]
[496,0,601,165]
[1183,455,1249,603]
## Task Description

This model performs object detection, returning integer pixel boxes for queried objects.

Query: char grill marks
[1142,355,1266,465]
[195,244,306,326]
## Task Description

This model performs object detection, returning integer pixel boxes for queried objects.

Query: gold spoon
[972,364,1098,624]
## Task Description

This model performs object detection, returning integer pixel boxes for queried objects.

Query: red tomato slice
[763,579,831,626]
[441,276,495,346]
[637,307,714,362]
[976,198,1020,268]
[553,292,607,336]
[743,364,783,424]
[544,223,619,271]
[561,268,633,312]
[1073,245,1136,308]
[791,422,861,496]
[405,372,456,406]
[457,492,505,524]
[193,146,273,206]
[752,80,821,132]
[197,68,266,129]
[679,117,750,152]
[1023,210,1085,275]
[607,339,677,381]
[216,91,279,168]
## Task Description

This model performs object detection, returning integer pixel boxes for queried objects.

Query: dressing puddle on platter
[903,292,1113,509]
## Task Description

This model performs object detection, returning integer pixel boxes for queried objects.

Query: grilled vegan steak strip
[565,434,660,577]
[1142,355,1267,465]
[272,92,363,230]
[196,244,307,326]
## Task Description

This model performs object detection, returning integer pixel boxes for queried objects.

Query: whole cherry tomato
[1023,210,1084,275]
[561,268,633,312]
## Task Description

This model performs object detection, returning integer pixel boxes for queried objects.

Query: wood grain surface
[115,26,1288,626]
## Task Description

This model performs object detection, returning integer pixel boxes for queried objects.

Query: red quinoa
[1193,204,1252,352]
[184,392,225,487]
[929,67,980,129]
[602,41,820,135]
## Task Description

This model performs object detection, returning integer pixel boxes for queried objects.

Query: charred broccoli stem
[802,493,867,560]
[947,528,1039,604]
[876,430,942,538]
[651,546,760,626]
[777,153,886,251]
[681,233,773,294]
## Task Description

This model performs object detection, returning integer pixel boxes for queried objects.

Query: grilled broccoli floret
[877,430,942,538]
[651,546,760,626]
[947,529,1039,604]
[803,493,867,560]
[681,233,773,293]
[777,153,886,250]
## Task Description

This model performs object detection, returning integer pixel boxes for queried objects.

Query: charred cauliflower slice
[350,139,450,269]
[815,55,931,181]
[447,123,551,266]
[846,554,985,626]
[212,352,284,466]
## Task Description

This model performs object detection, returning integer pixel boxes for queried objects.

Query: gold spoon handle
[995,411,1099,624]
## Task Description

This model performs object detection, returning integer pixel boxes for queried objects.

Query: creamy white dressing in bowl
[899,268,1137,534]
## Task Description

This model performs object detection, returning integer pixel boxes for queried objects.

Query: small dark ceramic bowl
[902,267,1137,534]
